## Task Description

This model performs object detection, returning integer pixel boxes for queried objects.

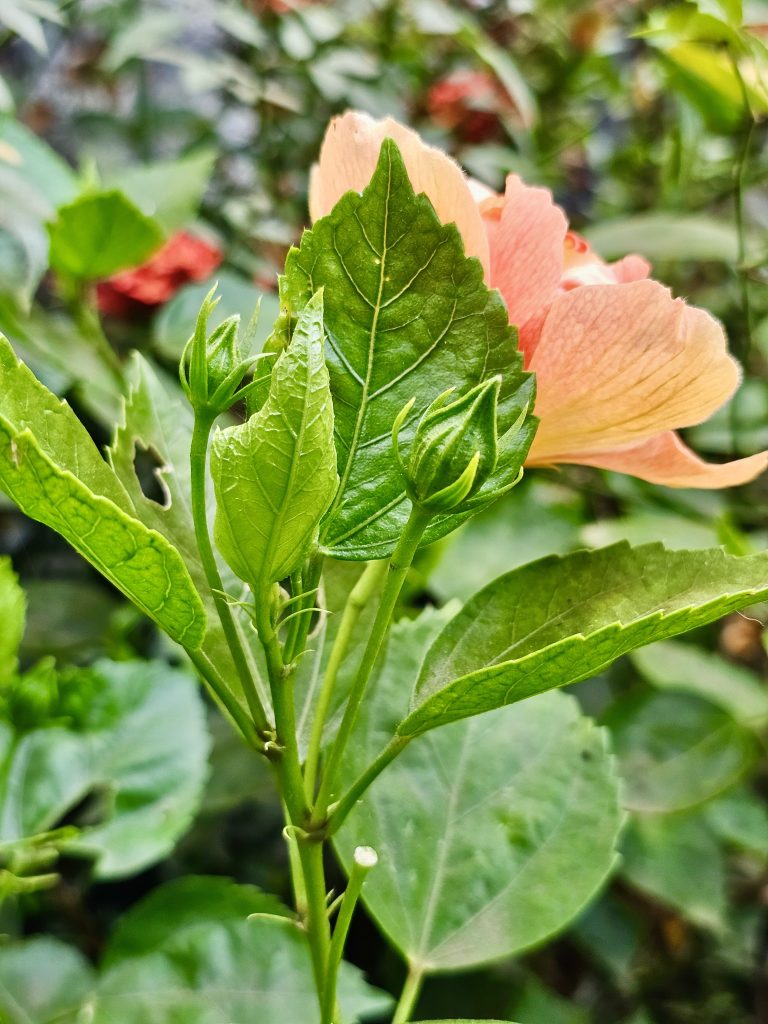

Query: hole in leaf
[132,440,172,509]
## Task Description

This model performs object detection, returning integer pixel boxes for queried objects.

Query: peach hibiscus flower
[309,111,767,488]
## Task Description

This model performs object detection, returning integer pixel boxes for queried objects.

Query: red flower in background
[427,70,511,143]
[97,231,222,318]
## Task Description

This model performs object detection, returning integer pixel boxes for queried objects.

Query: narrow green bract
[211,291,337,590]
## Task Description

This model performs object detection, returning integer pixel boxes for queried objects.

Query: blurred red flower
[427,70,510,143]
[97,232,222,317]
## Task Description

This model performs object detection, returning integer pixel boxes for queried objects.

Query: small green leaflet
[0,937,95,1024]
[0,557,24,683]
[282,139,535,560]
[0,337,205,648]
[401,542,768,736]
[335,609,622,972]
[212,291,337,589]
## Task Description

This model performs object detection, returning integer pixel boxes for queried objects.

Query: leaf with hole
[0,337,205,648]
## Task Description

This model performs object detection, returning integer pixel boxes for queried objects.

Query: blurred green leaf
[606,690,754,812]
[0,556,24,683]
[0,0,63,54]
[0,936,94,1024]
[622,813,726,931]
[48,189,164,281]
[0,658,210,879]
[336,609,622,971]
[584,214,749,263]
[106,150,217,234]
[706,786,768,857]
[631,640,768,729]
[509,976,589,1024]
[402,543,768,736]
[91,897,390,1023]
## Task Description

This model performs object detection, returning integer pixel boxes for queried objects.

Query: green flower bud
[180,286,267,417]
[393,376,501,513]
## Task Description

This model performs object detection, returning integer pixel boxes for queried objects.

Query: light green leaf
[106,149,217,234]
[48,189,164,280]
[282,138,535,560]
[621,813,726,931]
[606,690,754,813]
[631,640,768,729]
[0,556,24,682]
[0,659,210,878]
[212,291,337,589]
[0,338,205,647]
[402,542,768,736]
[90,891,390,1023]
[335,609,622,972]
[0,115,77,209]
[706,787,768,858]
[0,937,95,1024]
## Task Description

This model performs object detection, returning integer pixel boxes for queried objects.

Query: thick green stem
[327,732,412,838]
[190,413,270,738]
[297,839,332,1011]
[321,846,378,1024]
[392,965,424,1024]
[312,505,431,824]
[304,559,388,802]
[253,595,307,825]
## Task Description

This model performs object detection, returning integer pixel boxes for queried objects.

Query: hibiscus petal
[528,279,742,459]
[481,174,567,335]
[532,430,768,489]
[309,111,490,274]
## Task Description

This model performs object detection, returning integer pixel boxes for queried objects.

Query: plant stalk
[190,413,270,738]
[304,559,388,801]
[311,505,430,825]
[392,965,424,1024]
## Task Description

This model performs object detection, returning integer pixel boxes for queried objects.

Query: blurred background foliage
[0,1,767,1022]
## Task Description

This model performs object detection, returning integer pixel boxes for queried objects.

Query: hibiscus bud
[393,376,501,513]
[180,286,263,417]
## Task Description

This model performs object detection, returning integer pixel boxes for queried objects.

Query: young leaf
[212,290,337,589]
[282,138,535,559]
[0,557,25,683]
[401,542,768,736]
[0,338,205,648]
[48,189,164,281]
[335,609,622,972]
[0,659,210,879]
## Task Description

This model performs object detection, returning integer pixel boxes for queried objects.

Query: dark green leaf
[48,189,164,280]
[282,139,535,559]
[402,542,768,736]
[335,609,622,971]
[212,291,337,589]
